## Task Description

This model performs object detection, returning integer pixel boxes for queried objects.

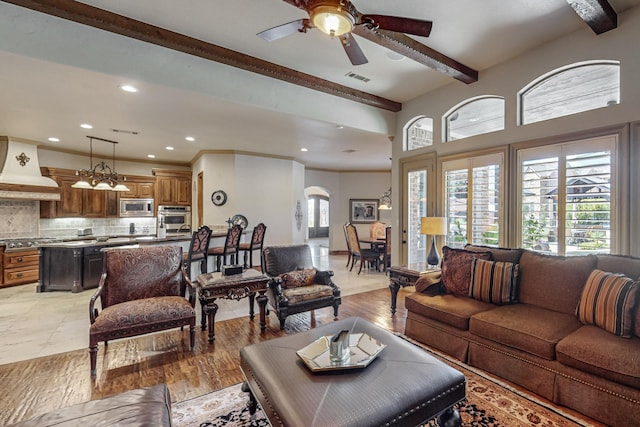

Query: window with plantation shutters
[517,136,615,255]
[443,153,503,248]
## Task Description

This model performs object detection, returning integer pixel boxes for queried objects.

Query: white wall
[392,6,640,256]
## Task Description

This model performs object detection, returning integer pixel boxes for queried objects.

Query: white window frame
[441,152,505,248]
[442,95,505,142]
[516,135,618,255]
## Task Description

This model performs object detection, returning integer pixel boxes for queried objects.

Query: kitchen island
[38,234,192,293]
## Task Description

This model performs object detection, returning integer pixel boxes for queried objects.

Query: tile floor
[0,239,391,365]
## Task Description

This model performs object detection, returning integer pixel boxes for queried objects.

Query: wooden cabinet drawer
[4,266,39,286]
[4,251,39,268]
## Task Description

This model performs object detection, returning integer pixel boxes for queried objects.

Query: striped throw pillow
[576,269,639,337]
[469,259,519,305]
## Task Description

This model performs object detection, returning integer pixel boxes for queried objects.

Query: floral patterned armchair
[88,245,196,377]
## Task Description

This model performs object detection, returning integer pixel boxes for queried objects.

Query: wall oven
[120,198,154,217]
[157,205,192,234]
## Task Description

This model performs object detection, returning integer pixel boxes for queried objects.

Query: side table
[388,263,439,315]
[196,269,270,343]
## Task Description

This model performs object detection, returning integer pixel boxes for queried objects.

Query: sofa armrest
[415,271,443,295]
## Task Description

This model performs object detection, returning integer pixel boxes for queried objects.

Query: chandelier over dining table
[72,136,130,191]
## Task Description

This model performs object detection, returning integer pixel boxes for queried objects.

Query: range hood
[0,137,60,200]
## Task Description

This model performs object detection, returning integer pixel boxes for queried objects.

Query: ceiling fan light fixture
[311,6,354,37]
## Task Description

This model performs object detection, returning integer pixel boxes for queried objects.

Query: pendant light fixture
[72,136,130,192]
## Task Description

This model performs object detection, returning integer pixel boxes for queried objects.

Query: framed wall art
[349,199,379,223]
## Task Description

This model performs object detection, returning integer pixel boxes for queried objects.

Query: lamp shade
[311,6,354,36]
[420,217,447,236]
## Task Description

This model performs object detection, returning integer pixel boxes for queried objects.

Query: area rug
[173,341,600,427]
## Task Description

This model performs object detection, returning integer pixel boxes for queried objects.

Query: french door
[400,154,436,264]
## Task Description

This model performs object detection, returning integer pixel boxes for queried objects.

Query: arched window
[519,60,620,125]
[443,96,505,142]
[403,116,433,151]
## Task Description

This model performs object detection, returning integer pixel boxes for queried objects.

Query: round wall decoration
[211,190,227,206]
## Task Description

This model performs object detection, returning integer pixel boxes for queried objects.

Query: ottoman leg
[437,406,461,427]
[241,382,257,415]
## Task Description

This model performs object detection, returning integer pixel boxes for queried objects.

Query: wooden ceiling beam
[566,0,617,34]
[352,26,478,84]
[2,0,402,112]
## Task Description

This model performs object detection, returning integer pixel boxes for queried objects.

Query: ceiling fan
[257,0,433,66]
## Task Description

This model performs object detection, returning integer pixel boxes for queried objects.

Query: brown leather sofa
[8,383,172,426]
[262,244,341,329]
[404,245,640,427]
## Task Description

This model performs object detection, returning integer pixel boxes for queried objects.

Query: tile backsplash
[0,199,157,239]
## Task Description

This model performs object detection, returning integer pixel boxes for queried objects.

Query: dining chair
[183,225,212,279]
[238,223,267,270]
[369,221,386,239]
[343,222,353,268]
[382,226,392,272]
[208,224,243,271]
[345,223,381,274]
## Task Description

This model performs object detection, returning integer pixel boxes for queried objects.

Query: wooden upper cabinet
[119,179,156,199]
[153,169,192,206]
[40,167,118,218]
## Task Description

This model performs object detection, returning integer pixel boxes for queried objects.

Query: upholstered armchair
[262,244,341,329]
[88,245,196,377]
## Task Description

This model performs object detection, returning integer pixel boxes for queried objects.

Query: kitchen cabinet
[3,249,39,287]
[153,169,192,206]
[119,178,156,199]
[40,168,118,218]
[39,245,108,292]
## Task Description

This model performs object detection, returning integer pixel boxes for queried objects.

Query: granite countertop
[37,234,192,249]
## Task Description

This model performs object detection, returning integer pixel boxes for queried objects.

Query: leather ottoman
[8,383,172,427]
[240,317,466,426]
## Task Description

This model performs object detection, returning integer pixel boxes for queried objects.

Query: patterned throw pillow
[469,259,519,305]
[440,246,492,296]
[279,269,317,289]
[576,269,639,338]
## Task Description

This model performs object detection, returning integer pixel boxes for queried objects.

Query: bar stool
[183,225,212,279]
[208,224,243,271]
[238,223,267,270]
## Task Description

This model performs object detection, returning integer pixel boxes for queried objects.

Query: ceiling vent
[345,71,371,83]
[111,128,139,135]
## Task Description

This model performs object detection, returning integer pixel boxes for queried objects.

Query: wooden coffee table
[240,317,465,426]
[196,269,269,343]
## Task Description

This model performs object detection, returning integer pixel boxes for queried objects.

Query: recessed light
[336,125,344,129]
[47,137,60,142]
[121,85,138,93]
[185,136,195,142]
[300,148,308,152]
[80,123,93,129]
[166,146,174,151]
[147,154,156,159]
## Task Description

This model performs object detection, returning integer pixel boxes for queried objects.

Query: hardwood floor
[0,285,412,425]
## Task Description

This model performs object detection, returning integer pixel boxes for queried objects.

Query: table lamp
[421,217,447,267]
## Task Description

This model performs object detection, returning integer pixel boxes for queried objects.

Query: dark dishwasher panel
[82,246,104,290]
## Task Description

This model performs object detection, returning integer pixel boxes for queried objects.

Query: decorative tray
[296,333,386,372]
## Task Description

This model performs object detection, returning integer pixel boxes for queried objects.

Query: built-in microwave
[158,205,192,234]
[119,198,155,217]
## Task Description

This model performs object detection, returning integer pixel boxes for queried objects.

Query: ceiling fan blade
[361,15,432,38]
[339,33,368,66]
[257,19,308,41]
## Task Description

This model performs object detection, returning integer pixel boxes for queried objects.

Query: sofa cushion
[469,304,582,360]
[518,251,597,315]
[90,296,195,335]
[405,292,497,331]
[575,269,638,337]
[441,246,492,296]
[279,268,316,288]
[469,259,519,305]
[596,254,640,279]
[464,244,524,264]
[556,325,640,389]
[282,284,334,304]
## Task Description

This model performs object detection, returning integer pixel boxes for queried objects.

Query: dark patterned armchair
[88,245,196,377]
[262,244,341,329]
